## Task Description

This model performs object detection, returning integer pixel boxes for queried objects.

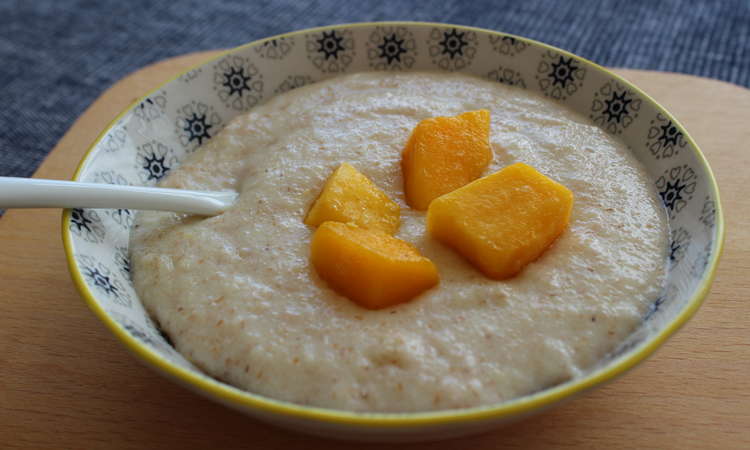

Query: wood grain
[1,52,748,449]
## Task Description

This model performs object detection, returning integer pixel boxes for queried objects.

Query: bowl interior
[63,22,723,432]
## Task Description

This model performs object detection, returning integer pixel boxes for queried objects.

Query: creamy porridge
[128,72,669,413]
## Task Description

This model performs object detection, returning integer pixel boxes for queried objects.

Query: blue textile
[1,0,749,181]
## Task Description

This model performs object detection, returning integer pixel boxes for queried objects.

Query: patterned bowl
[63,22,724,441]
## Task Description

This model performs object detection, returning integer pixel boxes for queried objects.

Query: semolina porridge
[128,72,669,413]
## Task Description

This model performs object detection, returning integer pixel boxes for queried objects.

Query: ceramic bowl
[63,22,724,442]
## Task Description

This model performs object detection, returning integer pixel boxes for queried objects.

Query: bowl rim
[62,21,726,428]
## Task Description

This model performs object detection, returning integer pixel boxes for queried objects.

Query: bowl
[63,22,724,442]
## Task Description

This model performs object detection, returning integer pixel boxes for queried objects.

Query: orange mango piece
[426,163,574,280]
[304,162,400,234]
[310,222,439,310]
[401,109,492,210]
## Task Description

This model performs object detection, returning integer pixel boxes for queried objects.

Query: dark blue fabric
[1,0,749,180]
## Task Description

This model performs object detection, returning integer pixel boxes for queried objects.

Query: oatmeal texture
[129,72,669,413]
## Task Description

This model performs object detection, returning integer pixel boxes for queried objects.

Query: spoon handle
[0,177,238,216]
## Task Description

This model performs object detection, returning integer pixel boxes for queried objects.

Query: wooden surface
[1,51,748,449]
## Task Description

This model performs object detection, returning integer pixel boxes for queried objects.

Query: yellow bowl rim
[62,21,726,429]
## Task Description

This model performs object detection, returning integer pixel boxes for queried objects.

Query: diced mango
[304,162,400,234]
[401,109,492,210]
[426,163,574,280]
[310,222,439,310]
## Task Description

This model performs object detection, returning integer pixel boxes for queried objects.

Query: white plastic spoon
[0,177,238,216]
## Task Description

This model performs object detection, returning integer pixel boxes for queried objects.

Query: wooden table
[1,51,748,449]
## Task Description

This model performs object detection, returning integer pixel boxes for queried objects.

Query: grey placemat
[1,0,749,182]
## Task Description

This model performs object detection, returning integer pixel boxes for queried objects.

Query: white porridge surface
[129,72,669,413]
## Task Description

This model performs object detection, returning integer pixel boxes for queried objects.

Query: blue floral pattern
[213,56,264,111]
[668,227,691,270]
[535,50,586,100]
[428,27,478,71]
[365,26,417,71]
[76,254,132,308]
[70,208,105,244]
[175,102,222,151]
[656,164,698,219]
[136,142,177,186]
[647,113,689,160]
[590,80,642,135]
[306,29,355,74]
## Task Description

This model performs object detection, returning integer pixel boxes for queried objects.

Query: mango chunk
[426,163,574,280]
[401,109,492,210]
[304,162,400,234]
[310,222,439,310]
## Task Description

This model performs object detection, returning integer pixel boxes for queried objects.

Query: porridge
[128,72,669,413]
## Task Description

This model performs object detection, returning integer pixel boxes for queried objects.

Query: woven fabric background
[1,0,749,181]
